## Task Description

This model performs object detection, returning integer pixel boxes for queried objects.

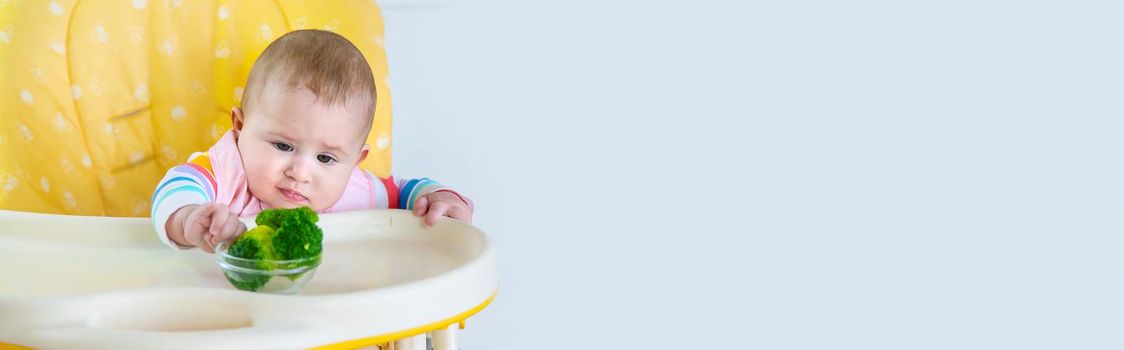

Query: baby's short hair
[242,29,376,135]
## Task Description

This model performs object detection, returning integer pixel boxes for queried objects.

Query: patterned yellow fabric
[0,0,393,217]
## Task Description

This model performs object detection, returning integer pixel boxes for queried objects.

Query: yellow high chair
[0,1,497,349]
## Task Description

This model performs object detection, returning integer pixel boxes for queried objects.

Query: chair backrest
[0,0,394,217]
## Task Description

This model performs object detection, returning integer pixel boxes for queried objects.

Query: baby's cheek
[319,172,353,206]
[242,158,278,194]
[242,161,267,185]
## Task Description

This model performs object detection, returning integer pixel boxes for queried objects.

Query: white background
[381,0,1123,349]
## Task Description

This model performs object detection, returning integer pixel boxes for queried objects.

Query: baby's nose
[284,160,312,182]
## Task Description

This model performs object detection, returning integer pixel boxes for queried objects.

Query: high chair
[0,1,497,349]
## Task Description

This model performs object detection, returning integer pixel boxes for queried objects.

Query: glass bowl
[215,241,321,294]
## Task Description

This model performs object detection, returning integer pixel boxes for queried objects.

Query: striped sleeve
[150,152,217,249]
[396,177,450,210]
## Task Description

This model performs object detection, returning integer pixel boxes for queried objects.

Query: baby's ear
[355,144,370,165]
[230,107,245,138]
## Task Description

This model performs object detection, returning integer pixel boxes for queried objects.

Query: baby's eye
[317,154,337,164]
[273,142,294,152]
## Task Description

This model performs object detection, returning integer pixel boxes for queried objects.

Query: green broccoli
[257,206,323,261]
[223,207,323,292]
[223,225,276,291]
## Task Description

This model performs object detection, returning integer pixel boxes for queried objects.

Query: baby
[151,30,473,253]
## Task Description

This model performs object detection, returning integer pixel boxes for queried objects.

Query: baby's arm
[412,190,474,226]
[394,177,474,226]
[151,158,244,252]
[165,203,245,253]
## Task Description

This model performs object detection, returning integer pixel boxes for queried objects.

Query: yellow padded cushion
[0,0,394,217]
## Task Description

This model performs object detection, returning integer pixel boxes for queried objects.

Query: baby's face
[235,86,369,211]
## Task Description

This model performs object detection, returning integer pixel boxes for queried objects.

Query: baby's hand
[182,203,247,253]
[412,191,474,226]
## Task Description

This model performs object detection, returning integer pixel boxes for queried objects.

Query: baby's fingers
[446,204,473,224]
[200,236,217,253]
[187,204,215,230]
[213,215,246,246]
[413,196,429,216]
[183,205,214,245]
[424,201,450,226]
[209,208,230,236]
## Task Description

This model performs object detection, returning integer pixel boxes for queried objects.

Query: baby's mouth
[279,188,308,203]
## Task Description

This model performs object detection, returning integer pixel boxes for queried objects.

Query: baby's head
[231,29,376,211]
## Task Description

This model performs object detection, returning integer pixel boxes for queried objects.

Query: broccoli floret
[223,225,277,291]
[228,225,278,261]
[223,207,322,291]
[266,206,323,261]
